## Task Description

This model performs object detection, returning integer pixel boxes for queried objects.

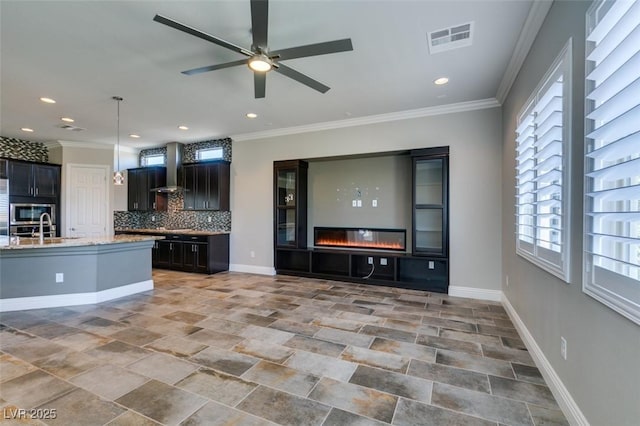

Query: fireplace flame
[316,238,404,250]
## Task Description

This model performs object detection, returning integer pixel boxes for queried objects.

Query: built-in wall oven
[9,203,56,236]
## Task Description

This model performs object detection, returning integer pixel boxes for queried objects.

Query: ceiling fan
[153,0,353,98]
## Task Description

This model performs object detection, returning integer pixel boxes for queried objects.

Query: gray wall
[501,1,639,424]
[307,155,412,247]
[232,106,502,290]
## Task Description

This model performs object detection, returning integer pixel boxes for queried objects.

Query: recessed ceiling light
[129,134,141,138]
[178,125,189,130]
[40,97,56,104]
[61,117,74,123]
[21,127,34,132]
[434,77,449,85]
[246,113,258,119]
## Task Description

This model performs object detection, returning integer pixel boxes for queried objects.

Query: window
[515,40,572,281]
[584,0,640,324]
[196,147,223,161]
[143,154,165,166]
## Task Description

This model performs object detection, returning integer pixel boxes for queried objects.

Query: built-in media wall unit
[274,146,449,293]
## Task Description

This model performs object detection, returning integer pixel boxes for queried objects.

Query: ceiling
[0,0,536,150]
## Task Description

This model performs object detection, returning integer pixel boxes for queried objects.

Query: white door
[66,164,109,238]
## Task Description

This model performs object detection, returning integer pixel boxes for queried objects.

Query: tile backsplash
[114,192,231,232]
[0,136,49,162]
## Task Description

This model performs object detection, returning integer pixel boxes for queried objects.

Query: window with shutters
[584,0,640,325]
[515,40,572,282]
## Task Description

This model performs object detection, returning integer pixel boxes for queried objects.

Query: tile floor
[0,270,569,426]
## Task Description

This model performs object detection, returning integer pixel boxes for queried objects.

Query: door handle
[35,187,39,195]
[70,228,76,231]
[170,243,173,251]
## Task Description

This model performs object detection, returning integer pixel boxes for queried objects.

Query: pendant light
[113,96,125,185]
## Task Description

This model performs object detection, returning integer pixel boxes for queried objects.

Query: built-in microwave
[10,203,56,226]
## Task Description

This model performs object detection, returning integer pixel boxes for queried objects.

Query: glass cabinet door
[277,170,297,207]
[413,155,447,256]
[276,168,298,247]
[415,160,443,205]
[414,209,443,253]
[276,208,297,246]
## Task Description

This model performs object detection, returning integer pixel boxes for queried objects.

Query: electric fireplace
[314,227,406,251]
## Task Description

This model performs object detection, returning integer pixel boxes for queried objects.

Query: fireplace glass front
[314,227,406,251]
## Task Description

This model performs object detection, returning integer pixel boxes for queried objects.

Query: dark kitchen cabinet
[127,167,167,211]
[182,161,230,211]
[182,241,209,273]
[152,235,183,269]
[8,161,60,198]
[138,232,229,274]
[0,159,8,178]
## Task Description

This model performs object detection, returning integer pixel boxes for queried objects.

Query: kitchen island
[0,235,163,312]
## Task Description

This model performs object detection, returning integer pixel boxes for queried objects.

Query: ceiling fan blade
[250,0,269,49]
[182,59,247,75]
[254,73,266,98]
[154,14,253,56]
[274,63,330,93]
[270,39,353,61]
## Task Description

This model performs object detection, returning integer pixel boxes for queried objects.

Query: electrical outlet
[560,336,567,360]
[428,261,435,269]
[356,199,362,207]
[151,216,155,222]
[250,251,256,258]
[380,258,387,266]
[372,199,378,207]
[56,273,64,283]
[352,200,357,207]
[208,216,212,223]
[367,257,374,265]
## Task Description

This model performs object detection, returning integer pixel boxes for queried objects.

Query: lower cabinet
[152,238,183,269]
[116,232,228,274]
[275,248,448,293]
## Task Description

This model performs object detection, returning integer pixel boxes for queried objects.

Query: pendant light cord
[113,96,123,172]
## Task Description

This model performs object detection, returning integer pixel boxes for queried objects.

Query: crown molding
[496,0,553,103]
[231,98,500,142]
[45,140,139,153]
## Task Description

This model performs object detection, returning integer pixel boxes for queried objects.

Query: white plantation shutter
[515,41,571,281]
[584,0,640,324]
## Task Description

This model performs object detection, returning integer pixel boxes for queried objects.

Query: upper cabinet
[127,167,167,212]
[0,159,8,178]
[274,160,308,249]
[8,160,60,199]
[182,161,230,211]
[411,147,449,257]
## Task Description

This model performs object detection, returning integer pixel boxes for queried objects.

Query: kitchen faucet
[39,212,52,244]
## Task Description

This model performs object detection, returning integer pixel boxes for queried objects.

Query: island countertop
[0,234,164,250]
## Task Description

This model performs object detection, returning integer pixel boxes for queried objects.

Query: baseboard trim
[0,280,154,312]
[448,286,503,302]
[229,264,276,276]
[502,295,589,426]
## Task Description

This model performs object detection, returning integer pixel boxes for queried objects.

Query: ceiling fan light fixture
[248,54,273,72]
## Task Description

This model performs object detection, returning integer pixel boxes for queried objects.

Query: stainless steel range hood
[151,142,183,193]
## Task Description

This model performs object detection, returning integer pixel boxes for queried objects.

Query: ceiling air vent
[428,22,474,54]
[58,124,86,131]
